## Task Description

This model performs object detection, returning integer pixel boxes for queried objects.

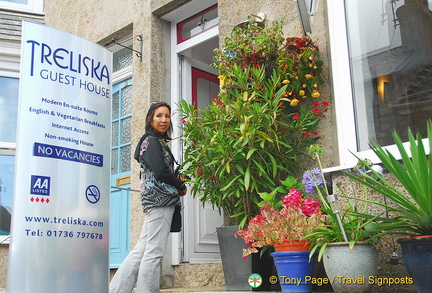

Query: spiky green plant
[345,121,432,237]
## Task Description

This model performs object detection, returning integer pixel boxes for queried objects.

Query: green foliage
[345,121,432,237]
[178,20,328,226]
[302,146,382,261]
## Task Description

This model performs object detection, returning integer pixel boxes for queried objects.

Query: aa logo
[30,175,51,195]
[248,273,262,288]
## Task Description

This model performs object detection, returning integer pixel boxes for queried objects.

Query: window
[0,0,43,14]
[0,76,18,242]
[111,81,132,175]
[0,155,13,238]
[0,77,19,143]
[327,0,432,167]
[177,4,218,44]
[0,43,20,241]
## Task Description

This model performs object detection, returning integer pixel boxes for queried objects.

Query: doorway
[164,1,224,263]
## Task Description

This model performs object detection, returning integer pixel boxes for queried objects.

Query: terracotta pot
[274,239,310,252]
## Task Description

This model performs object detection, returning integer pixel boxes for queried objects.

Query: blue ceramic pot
[271,251,315,293]
[399,236,432,293]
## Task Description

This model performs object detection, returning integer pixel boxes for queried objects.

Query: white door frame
[165,1,220,265]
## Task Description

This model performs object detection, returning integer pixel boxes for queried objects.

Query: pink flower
[236,182,325,258]
[281,188,303,209]
[302,198,321,217]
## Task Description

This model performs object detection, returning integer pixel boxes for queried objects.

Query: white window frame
[325,0,430,172]
[0,0,44,15]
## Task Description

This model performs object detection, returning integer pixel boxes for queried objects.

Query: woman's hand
[179,187,187,197]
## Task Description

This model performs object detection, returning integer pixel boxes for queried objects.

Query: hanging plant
[178,20,329,227]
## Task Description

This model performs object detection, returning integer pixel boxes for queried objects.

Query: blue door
[110,78,132,268]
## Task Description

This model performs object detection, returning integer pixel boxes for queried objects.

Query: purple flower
[302,168,328,194]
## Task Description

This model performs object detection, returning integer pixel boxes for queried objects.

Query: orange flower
[290,98,300,106]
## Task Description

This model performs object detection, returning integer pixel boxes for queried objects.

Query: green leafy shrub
[178,20,329,226]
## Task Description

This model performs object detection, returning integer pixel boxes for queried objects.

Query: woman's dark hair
[145,101,173,140]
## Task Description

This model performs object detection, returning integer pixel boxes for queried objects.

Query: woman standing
[110,102,186,293]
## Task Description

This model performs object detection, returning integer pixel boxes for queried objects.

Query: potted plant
[344,121,432,293]
[178,20,328,227]
[178,19,328,291]
[302,145,382,293]
[236,176,325,293]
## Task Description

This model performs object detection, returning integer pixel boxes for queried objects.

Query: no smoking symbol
[86,185,100,204]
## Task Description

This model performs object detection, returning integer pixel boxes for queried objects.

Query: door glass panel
[121,86,132,116]
[192,67,219,109]
[345,0,432,150]
[112,91,119,120]
[111,149,118,175]
[121,117,131,144]
[196,77,219,109]
[111,81,132,175]
[120,145,131,173]
[112,121,119,146]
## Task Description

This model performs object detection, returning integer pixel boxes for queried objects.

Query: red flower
[312,131,318,135]
[313,101,319,107]
[302,198,321,217]
[304,132,310,137]
[282,188,303,208]
[293,114,300,120]
[314,108,320,114]
[323,101,330,107]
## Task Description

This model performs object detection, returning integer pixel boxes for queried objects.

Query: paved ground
[161,287,266,292]
[0,288,331,292]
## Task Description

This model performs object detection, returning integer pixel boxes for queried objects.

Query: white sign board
[8,21,112,293]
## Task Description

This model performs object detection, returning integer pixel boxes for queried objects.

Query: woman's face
[150,106,171,134]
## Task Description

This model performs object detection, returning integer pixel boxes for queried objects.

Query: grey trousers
[109,206,174,293]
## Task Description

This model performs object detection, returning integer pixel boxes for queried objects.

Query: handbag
[170,205,182,232]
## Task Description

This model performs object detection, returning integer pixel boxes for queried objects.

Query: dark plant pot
[398,236,432,293]
[216,225,278,291]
